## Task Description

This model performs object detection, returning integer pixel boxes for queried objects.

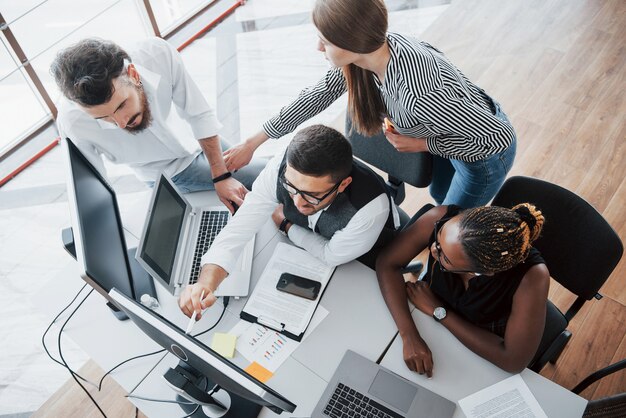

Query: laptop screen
[139,177,187,285]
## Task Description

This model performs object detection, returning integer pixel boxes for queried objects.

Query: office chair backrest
[345,119,432,189]
[574,359,626,418]
[491,176,623,300]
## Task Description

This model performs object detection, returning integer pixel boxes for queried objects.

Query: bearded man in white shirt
[51,37,265,213]
[179,124,400,318]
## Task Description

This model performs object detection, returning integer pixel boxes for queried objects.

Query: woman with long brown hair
[224,0,517,208]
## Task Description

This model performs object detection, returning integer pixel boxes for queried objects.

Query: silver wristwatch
[433,306,447,322]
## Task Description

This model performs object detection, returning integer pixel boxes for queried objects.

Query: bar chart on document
[232,321,298,372]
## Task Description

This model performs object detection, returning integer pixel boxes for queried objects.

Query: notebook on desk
[312,350,456,418]
[135,174,254,296]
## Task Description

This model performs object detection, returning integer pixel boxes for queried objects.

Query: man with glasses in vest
[179,124,400,317]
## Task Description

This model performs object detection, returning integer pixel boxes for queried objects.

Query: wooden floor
[31,360,147,418]
[400,0,626,401]
[35,0,625,416]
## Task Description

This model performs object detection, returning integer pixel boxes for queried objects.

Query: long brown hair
[312,0,388,136]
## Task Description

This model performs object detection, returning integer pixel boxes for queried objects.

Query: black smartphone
[276,273,322,301]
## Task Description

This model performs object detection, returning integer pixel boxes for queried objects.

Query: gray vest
[276,155,396,243]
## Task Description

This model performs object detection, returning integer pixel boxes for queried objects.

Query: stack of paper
[459,374,548,418]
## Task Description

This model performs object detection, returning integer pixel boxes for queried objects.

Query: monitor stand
[164,362,261,418]
[61,227,158,321]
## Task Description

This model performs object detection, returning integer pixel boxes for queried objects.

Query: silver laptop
[312,350,456,418]
[135,174,254,297]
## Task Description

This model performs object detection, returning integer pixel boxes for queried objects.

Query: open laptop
[312,350,456,418]
[135,174,254,297]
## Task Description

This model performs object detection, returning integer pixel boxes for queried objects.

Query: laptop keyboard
[323,383,404,418]
[189,210,229,284]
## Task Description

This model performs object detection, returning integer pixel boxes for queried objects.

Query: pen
[185,290,205,335]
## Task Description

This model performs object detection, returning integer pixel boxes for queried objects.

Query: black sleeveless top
[425,206,545,337]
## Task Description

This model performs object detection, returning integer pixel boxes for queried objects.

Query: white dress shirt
[201,148,393,273]
[55,37,222,182]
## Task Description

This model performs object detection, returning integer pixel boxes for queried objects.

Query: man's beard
[126,84,152,133]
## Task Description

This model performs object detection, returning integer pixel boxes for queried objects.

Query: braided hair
[458,203,545,273]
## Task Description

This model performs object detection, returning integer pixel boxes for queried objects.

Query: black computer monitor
[63,138,156,319]
[108,288,296,417]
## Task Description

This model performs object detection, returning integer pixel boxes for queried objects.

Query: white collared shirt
[201,148,393,272]
[55,37,222,182]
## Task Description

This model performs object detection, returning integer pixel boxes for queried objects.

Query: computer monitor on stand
[62,138,157,320]
[108,288,297,417]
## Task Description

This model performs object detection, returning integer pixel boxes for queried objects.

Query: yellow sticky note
[210,332,237,358]
[245,362,274,383]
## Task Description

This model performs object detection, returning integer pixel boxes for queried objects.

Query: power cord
[128,371,209,418]
[56,288,108,417]
[99,298,228,388]
[41,283,98,388]
[126,394,195,405]
[98,347,165,390]
[44,289,230,418]
[193,296,229,339]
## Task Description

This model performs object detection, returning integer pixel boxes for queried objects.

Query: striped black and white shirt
[263,32,516,162]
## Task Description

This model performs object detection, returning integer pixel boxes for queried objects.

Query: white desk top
[39,189,587,417]
[379,309,588,418]
[131,223,401,417]
[129,306,329,417]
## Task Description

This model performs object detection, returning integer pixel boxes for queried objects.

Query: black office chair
[572,359,626,417]
[491,176,624,372]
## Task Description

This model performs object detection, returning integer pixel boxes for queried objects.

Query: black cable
[100,298,229,390]
[193,296,229,339]
[127,372,209,417]
[126,394,195,405]
[57,288,108,417]
[98,347,166,390]
[41,283,97,387]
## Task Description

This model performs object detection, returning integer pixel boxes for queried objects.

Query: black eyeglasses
[280,172,342,206]
[433,219,477,274]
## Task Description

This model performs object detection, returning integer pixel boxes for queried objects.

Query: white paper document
[230,305,329,372]
[241,242,335,339]
[459,374,547,418]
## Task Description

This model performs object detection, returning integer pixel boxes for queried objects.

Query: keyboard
[189,210,229,284]
[323,383,404,418]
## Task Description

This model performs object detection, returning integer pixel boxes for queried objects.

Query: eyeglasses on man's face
[280,174,341,206]
[433,219,477,274]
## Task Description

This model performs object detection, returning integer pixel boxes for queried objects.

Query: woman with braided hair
[376,203,549,376]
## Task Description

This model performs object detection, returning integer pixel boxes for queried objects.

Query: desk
[37,189,588,417]
[380,310,588,418]
[129,192,401,417]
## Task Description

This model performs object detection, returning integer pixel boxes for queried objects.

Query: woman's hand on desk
[401,332,434,378]
[402,282,442,377]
